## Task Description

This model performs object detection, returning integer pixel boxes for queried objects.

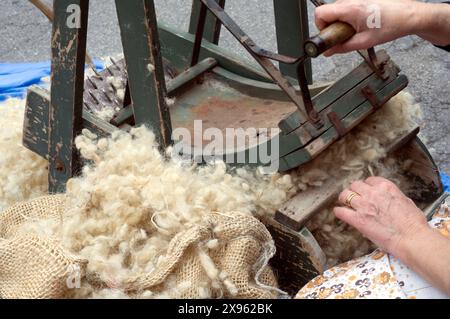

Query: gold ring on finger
[345,191,360,208]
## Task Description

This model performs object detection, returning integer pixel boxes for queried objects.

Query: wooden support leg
[189,0,225,44]
[115,0,172,149]
[273,0,312,83]
[49,0,89,193]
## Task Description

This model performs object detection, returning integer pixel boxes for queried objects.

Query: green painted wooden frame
[25,0,410,189]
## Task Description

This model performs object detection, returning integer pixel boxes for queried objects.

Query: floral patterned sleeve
[296,195,450,299]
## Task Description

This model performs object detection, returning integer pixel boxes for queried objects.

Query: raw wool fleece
[69,130,293,298]
[0,98,48,211]
[17,128,292,299]
[0,91,421,297]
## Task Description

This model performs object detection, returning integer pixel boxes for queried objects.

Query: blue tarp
[0,61,449,190]
[0,61,103,101]
[441,172,450,193]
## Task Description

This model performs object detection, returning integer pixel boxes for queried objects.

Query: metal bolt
[55,160,65,173]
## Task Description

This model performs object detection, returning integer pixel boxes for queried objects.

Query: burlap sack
[125,212,279,298]
[0,195,88,299]
[0,196,279,299]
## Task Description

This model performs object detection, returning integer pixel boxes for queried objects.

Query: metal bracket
[327,111,349,138]
[357,48,389,80]
[328,85,386,138]
[297,60,323,128]
[362,86,382,110]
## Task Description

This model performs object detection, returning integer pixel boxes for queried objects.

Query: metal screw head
[55,160,65,173]
[305,43,318,58]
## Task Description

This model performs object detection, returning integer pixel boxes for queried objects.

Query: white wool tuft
[165,97,176,106]
[27,125,292,298]
[106,76,123,92]
[0,98,48,211]
[205,238,219,250]
[116,89,125,101]
[93,107,116,122]
[220,272,239,296]
[198,248,220,280]
[147,64,155,73]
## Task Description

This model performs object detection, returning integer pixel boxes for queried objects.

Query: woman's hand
[334,176,429,260]
[315,0,450,55]
[335,177,450,294]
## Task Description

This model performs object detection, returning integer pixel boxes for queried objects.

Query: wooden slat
[278,74,409,171]
[278,51,391,134]
[280,59,400,156]
[169,57,218,94]
[212,67,331,99]
[23,86,52,159]
[275,178,339,231]
[48,0,89,193]
[275,60,402,162]
[23,86,118,160]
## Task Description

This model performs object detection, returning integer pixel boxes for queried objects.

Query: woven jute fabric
[125,212,278,298]
[0,195,66,239]
[0,196,279,299]
[0,195,88,299]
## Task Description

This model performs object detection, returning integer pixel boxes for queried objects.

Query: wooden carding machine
[24,0,444,295]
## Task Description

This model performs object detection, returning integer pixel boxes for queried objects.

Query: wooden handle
[304,22,356,58]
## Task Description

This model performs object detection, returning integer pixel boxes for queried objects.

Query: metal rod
[88,91,99,105]
[212,0,226,43]
[115,0,172,149]
[110,57,120,70]
[102,89,113,103]
[296,60,321,126]
[29,0,53,20]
